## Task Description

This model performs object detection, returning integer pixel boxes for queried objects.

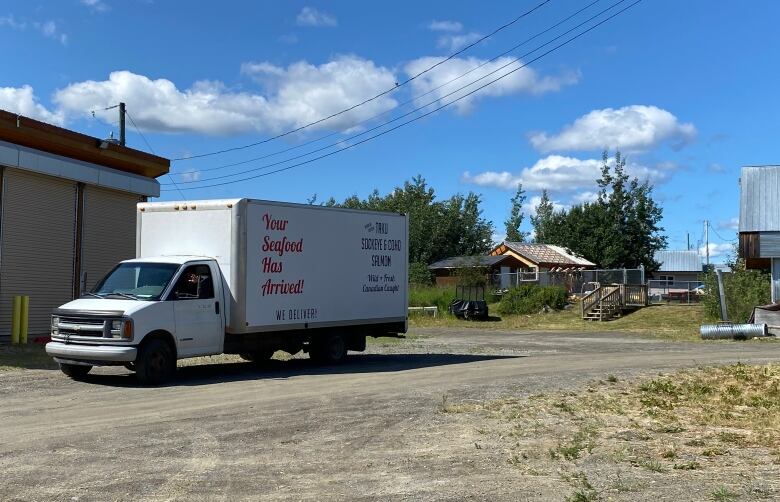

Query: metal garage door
[81,186,140,292]
[0,168,76,339]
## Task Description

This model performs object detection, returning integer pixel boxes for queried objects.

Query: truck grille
[57,316,107,338]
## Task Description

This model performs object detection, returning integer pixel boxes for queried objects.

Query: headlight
[51,316,59,335]
[109,319,133,340]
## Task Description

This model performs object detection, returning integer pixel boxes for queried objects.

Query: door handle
[215,301,220,315]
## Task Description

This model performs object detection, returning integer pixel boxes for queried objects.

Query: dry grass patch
[411,304,708,341]
[0,345,58,371]
[440,363,780,500]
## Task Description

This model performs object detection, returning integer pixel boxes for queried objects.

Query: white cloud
[34,20,67,44]
[55,57,397,135]
[405,56,579,114]
[296,7,337,27]
[81,0,109,12]
[461,155,676,192]
[523,194,568,215]
[0,14,26,30]
[428,20,462,32]
[0,85,64,125]
[699,242,733,259]
[571,191,599,204]
[437,32,482,52]
[177,170,201,182]
[528,105,696,153]
[709,163,726,173]
[718,217,739,231]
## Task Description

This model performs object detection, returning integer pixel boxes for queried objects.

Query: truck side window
[172,265,214,300]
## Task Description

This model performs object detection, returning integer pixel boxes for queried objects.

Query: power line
[162,0,642,192]
[125,109,187,200]
[165,0,627,186]
[167,0,604,179]
[170,0,553,162]
[708,220,738,242]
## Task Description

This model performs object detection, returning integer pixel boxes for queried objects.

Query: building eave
[0,109,170,179]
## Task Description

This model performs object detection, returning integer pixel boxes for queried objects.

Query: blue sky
[2,0,778,261]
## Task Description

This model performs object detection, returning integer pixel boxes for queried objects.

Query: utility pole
[118,102,126,146]
[704,219,709,267]
[686,232,690,251]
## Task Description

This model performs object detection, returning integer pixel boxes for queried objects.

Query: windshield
[91,262,180,301]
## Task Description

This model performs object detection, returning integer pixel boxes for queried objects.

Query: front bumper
[45,342,137,363]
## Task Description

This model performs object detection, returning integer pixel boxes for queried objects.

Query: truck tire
[310,334,347,364]
[135,339,176,385]
[239,349,275,363]
[59,363,92,380]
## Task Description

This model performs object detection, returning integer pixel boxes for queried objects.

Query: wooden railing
[620,284,648,306]
[582,284,648,319]
[598,286,622,320]
[581,287,603,318]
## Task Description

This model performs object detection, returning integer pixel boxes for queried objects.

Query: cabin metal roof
[496,242,596,267]
[428,255,508,269]
[654,250,703,272]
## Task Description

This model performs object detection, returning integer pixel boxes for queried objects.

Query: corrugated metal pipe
[700,323,768,340]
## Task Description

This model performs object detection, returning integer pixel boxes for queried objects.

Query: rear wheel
[309,334,347,364]
[59,363,92,380]
[135,339,175,385]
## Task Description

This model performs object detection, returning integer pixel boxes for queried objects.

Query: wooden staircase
[581,284,648,321]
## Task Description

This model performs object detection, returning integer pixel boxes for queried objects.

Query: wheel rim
[149,350,167,379]
[328,337,345,360]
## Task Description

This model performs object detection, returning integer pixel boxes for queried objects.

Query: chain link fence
[491,268,645,295]
[646,280,704,304]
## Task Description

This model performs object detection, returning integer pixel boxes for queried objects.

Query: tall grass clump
[497,284,567,315]
[409,286,456,313]
[701,259,770,322]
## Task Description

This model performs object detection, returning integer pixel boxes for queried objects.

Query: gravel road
[1,329,778,501]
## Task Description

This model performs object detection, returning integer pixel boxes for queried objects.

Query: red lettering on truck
[262,213,288,231]
[261,279,305,296]
[262,235,304,256]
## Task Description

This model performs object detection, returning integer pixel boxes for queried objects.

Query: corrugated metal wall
[81,186,140,291]
[0,169,76,338]
[740,166,780,233]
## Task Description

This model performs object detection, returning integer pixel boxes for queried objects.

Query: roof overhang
[0,109,169,178]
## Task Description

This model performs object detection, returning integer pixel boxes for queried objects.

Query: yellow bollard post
[20,296,29,344]
[11,296,20,345]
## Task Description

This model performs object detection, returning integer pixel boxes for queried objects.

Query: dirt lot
[1,328,778,501]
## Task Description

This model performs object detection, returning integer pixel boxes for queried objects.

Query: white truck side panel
[137,199,408,334]
[244,201,407,330]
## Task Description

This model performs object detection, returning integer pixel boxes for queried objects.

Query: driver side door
[169,264,223,357]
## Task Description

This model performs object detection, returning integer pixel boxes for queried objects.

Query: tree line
[316,151,667,280]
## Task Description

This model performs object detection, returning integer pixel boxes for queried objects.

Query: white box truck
[45,199,408,384]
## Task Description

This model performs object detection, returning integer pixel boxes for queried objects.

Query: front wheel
[135,339,176,385]
[59,363,92,380]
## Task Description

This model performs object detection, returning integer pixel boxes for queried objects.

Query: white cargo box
[136,199,408,334]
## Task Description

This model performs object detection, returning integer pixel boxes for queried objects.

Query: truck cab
[46,256,226,384]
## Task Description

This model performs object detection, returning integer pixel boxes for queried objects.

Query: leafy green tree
[530,189,554,243]
[534,150,666,270]
[504,184,528,242]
